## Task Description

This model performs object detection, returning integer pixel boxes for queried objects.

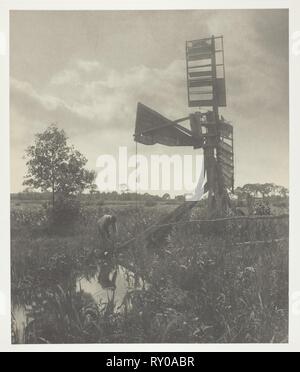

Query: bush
[254,202,271,216]
[46,196,81,233]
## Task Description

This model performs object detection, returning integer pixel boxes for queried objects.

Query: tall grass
[11,203,288,343]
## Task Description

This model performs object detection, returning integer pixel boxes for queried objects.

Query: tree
[23,125,96,207]
[89,183,99,195]
[279,186,289,198]
[257,183,275,199]
[239,183,289,199]
[241,183,262,198]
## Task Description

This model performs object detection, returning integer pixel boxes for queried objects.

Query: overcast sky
[10,9,289,194]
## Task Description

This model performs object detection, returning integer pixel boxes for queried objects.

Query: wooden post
[206,35,230,217]
[205,35,219,216]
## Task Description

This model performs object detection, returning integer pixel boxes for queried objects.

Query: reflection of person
[97,215,117,241]
[98,265,118,290]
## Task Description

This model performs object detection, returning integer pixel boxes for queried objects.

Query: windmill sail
[217,120,234,191]
[186,36,226,108]
[134,103,196,147]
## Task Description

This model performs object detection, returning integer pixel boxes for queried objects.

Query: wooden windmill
[134,35,234,217]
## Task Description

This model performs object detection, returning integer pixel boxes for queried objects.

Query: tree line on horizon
[13,125,289,205]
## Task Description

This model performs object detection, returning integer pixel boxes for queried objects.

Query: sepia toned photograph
[10,9,289,344]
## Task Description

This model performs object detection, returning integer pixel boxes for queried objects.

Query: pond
[12,261,146,343]
[12,305,29,344]
[76,263,145,309]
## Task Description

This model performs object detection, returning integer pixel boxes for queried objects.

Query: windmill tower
[134,35,234,217]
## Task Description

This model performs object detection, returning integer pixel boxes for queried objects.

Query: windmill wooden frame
[134,35,234,217]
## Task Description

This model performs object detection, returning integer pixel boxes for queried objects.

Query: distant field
[11,197,182,210]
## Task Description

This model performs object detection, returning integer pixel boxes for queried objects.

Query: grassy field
[11,198,289,344]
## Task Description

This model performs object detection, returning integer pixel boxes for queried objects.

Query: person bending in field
[97,214,117,241]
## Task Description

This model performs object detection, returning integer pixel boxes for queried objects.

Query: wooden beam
[188,79,213,88]
[135,117,190,136]
[218,144,233,156]
[222,172,234,188]
[218,157,234,169]
[187,53,212,61]
[189,71,212,78]
[219,140,233,153]
[188,99,214,107]
[187,46,212,55]
[188,64,212,69]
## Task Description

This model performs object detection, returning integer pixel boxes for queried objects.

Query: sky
[10,9,289,195]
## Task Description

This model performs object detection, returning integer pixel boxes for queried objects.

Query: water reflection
[12,256,146,343]
[76,263,144,310]
[12,305,28,344]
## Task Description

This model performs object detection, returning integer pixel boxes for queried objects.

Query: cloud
[76,60,101,73]
[50,69,80,85]
[11,58,189,138]
[10,59,191,192]
[11,78,62,111]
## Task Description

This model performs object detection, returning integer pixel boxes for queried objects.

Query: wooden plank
[188,99,214,107]
[222,172,234,188]
[151,214,288,226]
[188,79,213,88]
[221,164,234,180]
[220,133,233,141]
[219,158,234,171]
[220,163,234,177]
[187,46,212,55]
[218,157,234,169]
[218,157,233,170]
[216,78,226,107]
[218,145,233,156]
[218,140,233,154]
[188,37,215,44]
[189,91,213,95]
[219,121,233,134]
[187,53,212,61]
[218,143,233,153]
[187,39,212,48]
[218,149,233,162]
[189,71,212,78]
[220,138,233,148]
[219,126,233,139]
[220,132,233,140]
[188,64,212,69]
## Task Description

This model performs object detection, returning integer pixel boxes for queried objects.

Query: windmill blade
[217,130,234,191]
[134,103,197,147]
[186,36,226,108]
[219,123,233,140]
[219,140,233,154]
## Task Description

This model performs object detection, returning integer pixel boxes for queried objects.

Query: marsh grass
[11,202,288,343]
